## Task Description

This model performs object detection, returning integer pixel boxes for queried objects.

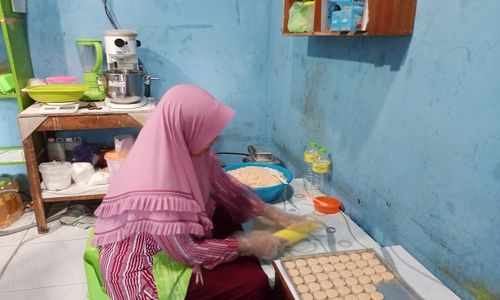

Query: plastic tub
[313,196,342,214]
[224,162,293,202]
[39,161,72,191]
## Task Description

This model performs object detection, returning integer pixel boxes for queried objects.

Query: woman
[93,84,303,300]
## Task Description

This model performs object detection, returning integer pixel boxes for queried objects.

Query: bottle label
[304,153,315,163]
[312,161,331,173]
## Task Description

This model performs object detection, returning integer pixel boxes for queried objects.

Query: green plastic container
[0,73,15,94]
[23,84,85,103]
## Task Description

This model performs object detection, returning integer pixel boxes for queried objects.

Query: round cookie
[334,263,346,271]
[337,286,351,296]
[357,292,371,300]
[345,277,359,286]
[368,258,380,267]
[292,276,304,285]
[320,280,333,290]
[358,275,371,284]
[364,283,377,293]
[340,270,352,278]
[381,272,395,281]
[323,264,335,272]
[351,268,364,277]
[299,267,312,275]
[301,292,314,300]
[316,273,329,282]
[304,274,316,283]
[374,265,387,274]
[338,254,350,263]
[296,259,307,268]
[349,253,362,261]
[361,252,374,260]
[370,274,383,284]
[329,255,340,264]
[296,284,309,294]
[350,284,364,294]
[345,262,357,270]
[356,260,368,268]
[363,267,375,276]
[289,269,299,277]
[371,291,385,300]
[328,271,341,280]
[307,258,319,266]
[325,289,339,298]
[344,295,357,300]
[313,290,327,300]
[308,282,321,293]
[284,261,296,269]
[318,256,330,264]
[333,278,346,287]
[311,265,323,274]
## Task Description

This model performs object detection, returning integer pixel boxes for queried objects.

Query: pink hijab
[93,84,235,245]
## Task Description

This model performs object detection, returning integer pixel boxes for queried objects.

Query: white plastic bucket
[39,161,72,191]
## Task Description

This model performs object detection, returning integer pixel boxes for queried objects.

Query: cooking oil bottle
[303,141,319,192]
[312,147,332,193]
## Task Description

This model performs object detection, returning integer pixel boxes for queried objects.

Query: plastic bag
[287,1,315,33]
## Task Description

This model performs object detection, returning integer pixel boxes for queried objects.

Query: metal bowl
[102,70,145,104]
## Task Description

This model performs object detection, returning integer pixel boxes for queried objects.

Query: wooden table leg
[23,135,48,233]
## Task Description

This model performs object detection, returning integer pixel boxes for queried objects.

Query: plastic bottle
[64,137,82,161]
[47,137,66,161]
[303,142,319,192]
[311,147,332,193]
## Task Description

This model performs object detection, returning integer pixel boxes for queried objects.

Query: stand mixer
[102,29,151,109]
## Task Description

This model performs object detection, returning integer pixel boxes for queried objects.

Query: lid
[104,150,125,161]
[304,1,315,6]
[76,39,102,45]
[309,141,318,148]
[104,29,137,37]
[319,147,327,154]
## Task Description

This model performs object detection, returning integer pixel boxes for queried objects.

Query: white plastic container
[71,162,95,186]
[47,137,66,161]
[104,150,124,178]
[114,135,134,154]
[39,161,72,191]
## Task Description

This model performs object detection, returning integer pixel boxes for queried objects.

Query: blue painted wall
[268,1,500,299]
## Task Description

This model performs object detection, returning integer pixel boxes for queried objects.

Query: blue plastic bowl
[224,162,293,202]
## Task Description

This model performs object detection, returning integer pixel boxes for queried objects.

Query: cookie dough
[374,265,387,274]
[304,274,316,283]
[363,283,377,293]
[361,252,374,260]
[311,265,323,274]
[289,269,299,277]
[381,272,395,281]
[299,267,312,275]
[363,267,375,276]
[334,263,346,271]
[313,290,327,300]
[320,280,333,290]
[349,253,362,261]
[340,270,352,278]
[370,274,383,284]
[338,254,350,263]
[323,264,335,272]
[301,292,314,300]
[307,258,319,266]
[328,271,341,280]
[371,291,385,300]
[337,286,351,296]
[357,292,371,300]
[318,257,330,264]
[325,289,339,298]
[296,284,309,294]
[293,276,304,285]
[345,261,357,270]
[368,258,381,267]
[329,255,340,264]
[296,259,307,268]
[358,275,371,284]
[351,284,364,294]
[356,260,368,268]
[351,268,364,277]
[316,273,329,282]
[308,282,321,293]
[345,277,359,286]
[333,278,346,287]
[284,261,296,269]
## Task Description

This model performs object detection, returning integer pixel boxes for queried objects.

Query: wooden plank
[36,114,143,131]
[43,195,105,203]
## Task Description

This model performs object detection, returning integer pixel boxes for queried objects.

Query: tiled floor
[0,211,90,300]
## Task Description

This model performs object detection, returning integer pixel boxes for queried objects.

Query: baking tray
[280,249,423,300]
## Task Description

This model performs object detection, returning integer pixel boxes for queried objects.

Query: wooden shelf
[283,0,417,36]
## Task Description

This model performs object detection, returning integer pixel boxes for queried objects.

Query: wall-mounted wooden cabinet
[283,0,417,36]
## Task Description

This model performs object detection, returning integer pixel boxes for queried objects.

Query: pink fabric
[93,84,235,245]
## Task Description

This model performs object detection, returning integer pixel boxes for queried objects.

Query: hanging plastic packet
[287,1,315,33]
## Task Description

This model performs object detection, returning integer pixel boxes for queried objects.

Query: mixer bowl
[102,70,145,104]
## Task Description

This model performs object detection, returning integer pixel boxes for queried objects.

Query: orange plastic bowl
[313,196,342,214]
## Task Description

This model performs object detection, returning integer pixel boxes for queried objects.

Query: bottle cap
[309,142,318,148]
[65,137,73,142]
[319,147,327,154]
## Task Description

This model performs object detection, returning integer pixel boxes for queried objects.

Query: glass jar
[0,176,23,229]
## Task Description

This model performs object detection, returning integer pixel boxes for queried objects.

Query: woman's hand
[261,205,308,228]
[236,230,286,259]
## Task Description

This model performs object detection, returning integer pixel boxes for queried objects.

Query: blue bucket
[224,162,293,202]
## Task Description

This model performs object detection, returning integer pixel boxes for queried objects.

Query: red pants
[185,205,271,300]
